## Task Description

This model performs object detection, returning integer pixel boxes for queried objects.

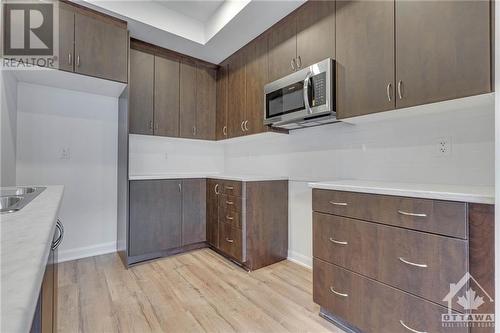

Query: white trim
[287,250,312,269]
[57,241,117,263]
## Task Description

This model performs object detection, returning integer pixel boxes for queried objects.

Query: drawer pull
[329,201,348,206]
[329,286,348,298]
[225,238,234,243]
[226,201,234,205]
[398,210,427,218]
[225,186,234,190]
[399,257,428,268]
[226,215,234,220]
[329,237,348,246]
[400,320,427,333]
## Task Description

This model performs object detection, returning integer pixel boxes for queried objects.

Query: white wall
[224,96,495,267]
[129,134,224,176]
[0,69,18,186]
[16,82,118,262]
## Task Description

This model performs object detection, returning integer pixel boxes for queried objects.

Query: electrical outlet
[436,137,451,156]
[164,153,169,160]
[60,147,71,160]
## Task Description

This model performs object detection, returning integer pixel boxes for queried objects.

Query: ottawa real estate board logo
[442,272,494,329]
[1,0,59,68]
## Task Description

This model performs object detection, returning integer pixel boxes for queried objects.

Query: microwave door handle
[303,72,313,114]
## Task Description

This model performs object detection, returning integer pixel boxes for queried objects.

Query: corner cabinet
[206,179,288,271]
[336,0,491,119]
[58,2,128,83]
[127,179,206,264]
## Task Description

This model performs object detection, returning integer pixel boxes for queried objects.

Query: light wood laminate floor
[57,248,342,333]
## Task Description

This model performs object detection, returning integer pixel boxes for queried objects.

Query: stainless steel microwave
[264,58,336,130]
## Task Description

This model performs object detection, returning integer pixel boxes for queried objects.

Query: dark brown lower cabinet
[312,189,494,333]
[31,222,61,333]
[206,179,288,271]
[128,179,206,265]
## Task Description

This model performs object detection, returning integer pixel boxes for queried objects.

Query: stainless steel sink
[0,187,46,214]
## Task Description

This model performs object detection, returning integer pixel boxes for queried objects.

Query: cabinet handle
[241,121,245,132]
[226,200,234,205]
[154,123,159,131]
[397,80,403,100]
[226,215,234,221]
[178,183,182,192]
[398,257,428,268]
[296,56,302,69]
[223,126,227,137]
[386,82,392,102]
[290,58,296,71]
[400,320,426,333]
[76,55,80,67]
[329,201,347,206]
[329,286,348,298]
[225,186,234,190]
[149,121,153,130]
[52,219,64,250]
[225,238,234,243]
[398,210,427,218]
[244,120,249,131]
[214,184,220,195]
[192,126,196,136]
[329,237,348,246]
[68,53,72,65]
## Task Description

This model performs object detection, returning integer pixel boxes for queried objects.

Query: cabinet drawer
[220,180,242,197]
[218,207,242,229]
[219,194,242,213]
[313,259,467,333]
[313,212,468,311]
[218,222,243,262]
[312,189,467,239]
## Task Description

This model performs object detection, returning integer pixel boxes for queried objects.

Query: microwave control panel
[311,72,327,107]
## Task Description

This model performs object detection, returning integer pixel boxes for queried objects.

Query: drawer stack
[312,189,494,333]
[218,180,244,262]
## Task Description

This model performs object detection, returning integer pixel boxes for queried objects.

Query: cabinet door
[182,179,207,245]
[41,249,55,333]
[206,179,220,248]
[296,0,335,68]
[154,55,180,137]
[58,2,74,72]
[216,62,228,140]
[74,13,128,83]
[336,0,395,119]
[268,14,296,82]
[129,180,182,257]
[196,65,217,140]
[245,34,269,135]
[395,0,491,108]
[227,50,246,138]
[180,59,197,138]
[129,49,154,135]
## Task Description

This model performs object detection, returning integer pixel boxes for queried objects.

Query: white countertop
[308,180,495,204]
[129,173,289,182]
[1,186,64,333]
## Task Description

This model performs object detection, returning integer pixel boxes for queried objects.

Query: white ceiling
[78,0,305,64]
[153,0,224,23]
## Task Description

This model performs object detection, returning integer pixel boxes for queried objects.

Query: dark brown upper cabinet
[245,34,269,135]
[216,62,229,140]
[129,49,154,135]
[74,13,128,83]
[58,2,128,83]
[268,1,335,83]
[227,49,247,138]
[395,0,491,109]
[295,0,335,70]
[335,0,395,119]
[180,59,198,139]
[154,55,180,137]
[195,65,217,140]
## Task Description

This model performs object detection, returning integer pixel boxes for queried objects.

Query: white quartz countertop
[1,186,64,333]
[129,173,288,182]
[308,180,495,204]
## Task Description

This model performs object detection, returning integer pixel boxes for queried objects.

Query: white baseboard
[287,250,312,269]
[57,241,117,263]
